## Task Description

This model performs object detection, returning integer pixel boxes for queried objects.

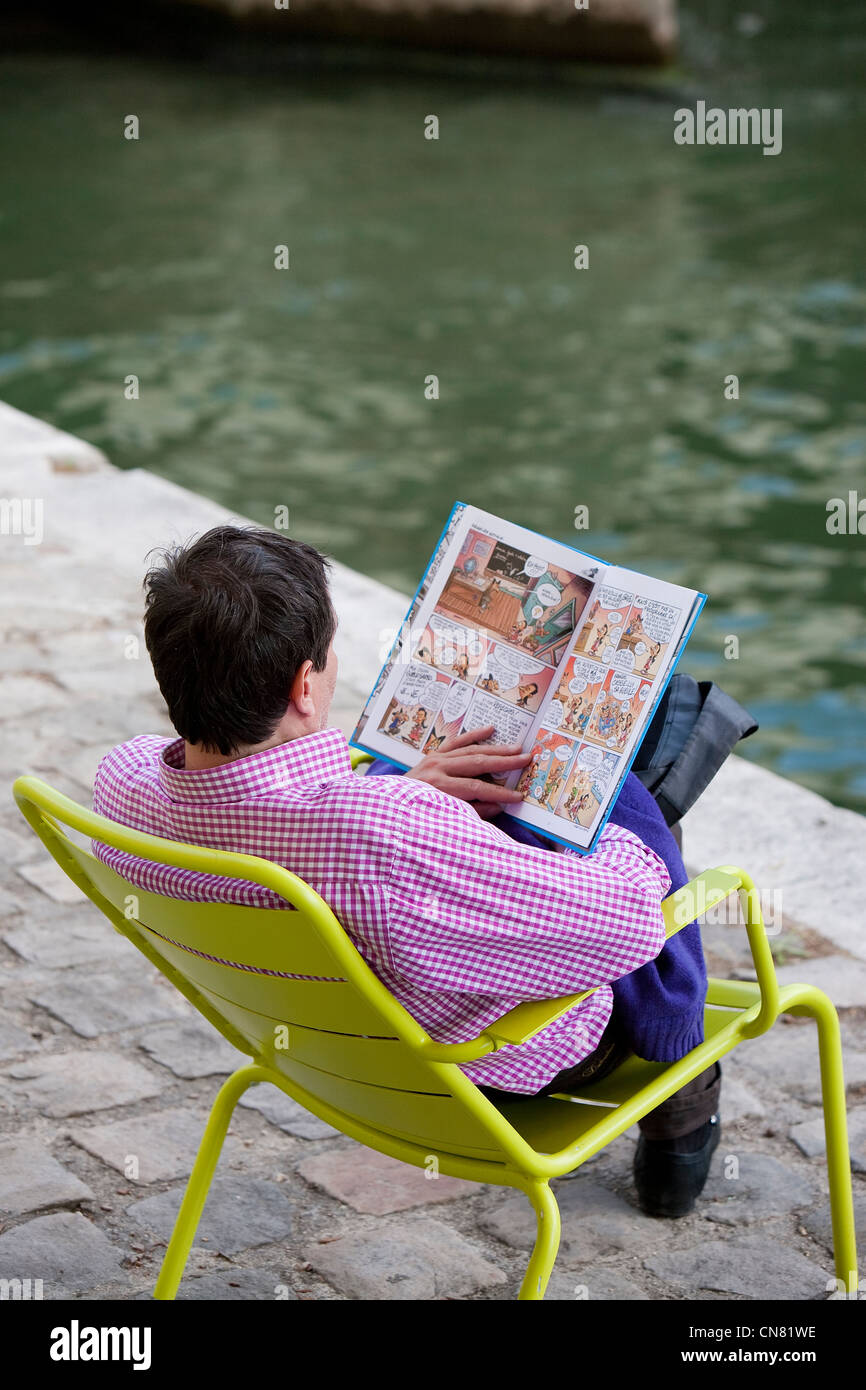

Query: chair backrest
[13,776,531,1167]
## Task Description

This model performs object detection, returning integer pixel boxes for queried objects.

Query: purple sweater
[365,759,705,1063]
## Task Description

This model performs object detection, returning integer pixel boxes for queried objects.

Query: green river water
[1,1,864,809]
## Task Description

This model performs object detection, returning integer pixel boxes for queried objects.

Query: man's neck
[183,722,320,772]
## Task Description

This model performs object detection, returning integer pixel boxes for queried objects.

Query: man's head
[143,525,337,760]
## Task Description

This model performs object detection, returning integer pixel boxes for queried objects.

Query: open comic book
[350,503,706,853]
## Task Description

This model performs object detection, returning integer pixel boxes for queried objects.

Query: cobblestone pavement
[1,425,864,1301]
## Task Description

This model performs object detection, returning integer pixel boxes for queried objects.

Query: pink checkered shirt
[91,727,670,1093]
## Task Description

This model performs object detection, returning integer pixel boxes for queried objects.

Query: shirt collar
[157,726,353,804]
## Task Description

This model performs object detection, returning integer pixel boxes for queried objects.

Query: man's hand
[405,725,530,820]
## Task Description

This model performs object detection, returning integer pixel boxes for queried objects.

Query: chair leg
[153,1064,271,1300]
[518,1182,561,1301]
[795,990,859,1295]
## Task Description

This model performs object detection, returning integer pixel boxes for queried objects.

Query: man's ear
[289,659,315,716]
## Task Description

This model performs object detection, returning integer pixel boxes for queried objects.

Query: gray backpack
[631,675,758,826]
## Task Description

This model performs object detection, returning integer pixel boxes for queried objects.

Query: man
[93,526,721,1219]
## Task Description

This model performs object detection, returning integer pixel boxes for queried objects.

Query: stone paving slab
[733,1019,866,1106]
[700,1151,818,1227]
[545,1266,649,1300]
[799,1191,866,1255]
[645,1232,833,1301]
[134,1268,297,1300]
[126,1177,296,1256]
[16,858,85,906]
[137,1019,246,1079]
[238,1084,341,1140]
[0,823,36,866]
[479,1175,673,1266]
[67,1107,247,1184]
[770,955,866,1010]
[304,1217,508,1300]
[28,968,193,1038]
[0,1019,40,1063]
[0,1212,130,1296]
[296,1144,476,1214]
[789,1107,866,1172]
[4,1050,165,1117]
[0,1137,94,1216]
[3,909,134,970]
[719,1075,766,1123]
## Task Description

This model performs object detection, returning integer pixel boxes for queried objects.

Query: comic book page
[504,569,703,851]
[351,503,602,769]
[351,505,704,854]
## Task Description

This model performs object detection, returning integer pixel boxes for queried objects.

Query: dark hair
[143,525,336,755]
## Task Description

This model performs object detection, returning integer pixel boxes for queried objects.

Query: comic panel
[460,687,535,749]
[615,596,682,680]
[435,527,593,666]
[473,642,555,714]
[377,664,452,751]
[515,730,579,813]
[546,654,607,739]
[554,745,621,828]
[413,613,488,684]
[584,669,653,753]
[573,584,635,664]
[420,678,476,754]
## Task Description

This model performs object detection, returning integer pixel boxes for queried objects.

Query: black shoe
[633,1114,721,1218]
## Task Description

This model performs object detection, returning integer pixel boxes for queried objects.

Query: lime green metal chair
[12,764,859,1301]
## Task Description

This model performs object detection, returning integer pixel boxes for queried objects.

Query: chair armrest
[473,866,776,1053]
[480,990,597,1048]
[664,864,780,1034]
[662,866,745,939]
[417,866,778,1061]
[414,992,596,1062]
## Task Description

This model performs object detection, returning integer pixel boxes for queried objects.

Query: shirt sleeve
[385,782,671,1000]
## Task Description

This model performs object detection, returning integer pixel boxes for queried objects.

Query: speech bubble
[520,556,548,579]
[554,743,572,761]
[599,586,634,610]
[636,597,679,644]
[634,641,647,655]
[601,645,615,663]
[531,605,543,620]
[621,701,631,713]
[541,704,562,732]
[491,643,545,676]
[612,648,635,673]
[466,691,532,745]
[577,745,603,771]
[440,645,457,666]
[534,583,561,609]
[571,657,604,684]
[610,673,640,700]
[639,684,651,701]
[442,682,473,725]
[568,678,587,695]
[428,612,467,644]
[396,665,437,704]
[466,635,484,658]
[607,612,622,625]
